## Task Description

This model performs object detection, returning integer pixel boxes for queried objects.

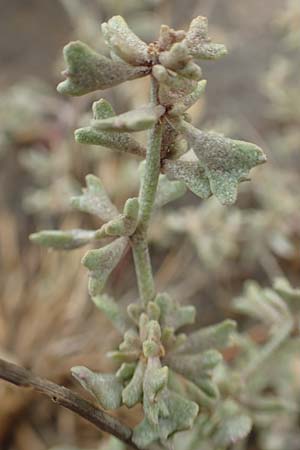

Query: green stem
[131,77,162,306]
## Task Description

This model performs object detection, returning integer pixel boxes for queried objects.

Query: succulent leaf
[213,400,252,447]
[152,65,197,106]
[155,292,196,331]
[122,359,146,407]
[159,42,192,71]
[75,99,145,157]
[133,390,199,448]
[29,229,95,250]
[168,79,207,116]
[180,121,267,205]
[163,159,212,199]
[71,366,122,409]
[96,198,139,238]
[178,319,237,354]
[101,15,151,66]
[155,174,187,208]
[82,237,128,296]
[184,16,227,60]
[91,105,165,133]
[57,41,150,96]
[71,174,119,221]
[166,350,222,380]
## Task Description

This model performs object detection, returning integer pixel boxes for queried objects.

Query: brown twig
[0,358,139,450]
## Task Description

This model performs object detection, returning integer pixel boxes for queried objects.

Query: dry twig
[0,358,139,450]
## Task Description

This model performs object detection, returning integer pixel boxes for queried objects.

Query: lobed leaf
[57,41,150,96]
[71,174,119,221]
[96,198,139,238]
[102,15,151,66]
[82,237,128,296]
[163,159,211,200]
[133,390,199,448]
[178,319,237,354]
[184,16,227,60]
[75,99,145,157]
[155,292,196,331]
[71,366,122,409]
[180,120,267,205]
[122,359,145,407]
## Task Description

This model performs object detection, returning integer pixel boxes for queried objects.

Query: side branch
[0,358,139,450]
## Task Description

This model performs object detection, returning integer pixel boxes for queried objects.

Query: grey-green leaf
[92,105,165,133]
[178,319,237,353]
[96,198,139,238]
[133,390,199,448]
[168,80,207,116]
[82,237,128,296]
[163,159,212,200]
[101,15,151,66]
[155,174,187,207]
[57,41,150,96]
[180,121,267,205]
[29,229,95,250]
[71,174,119,221]
[122,359,146,407]
[71,366,122,409]
[155,292,196,331]
[184,16,227,60]
[75,99,145,157]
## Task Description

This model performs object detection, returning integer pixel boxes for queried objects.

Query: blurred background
[0,0,299,449]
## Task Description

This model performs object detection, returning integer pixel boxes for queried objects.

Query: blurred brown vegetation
[0,0,299,449]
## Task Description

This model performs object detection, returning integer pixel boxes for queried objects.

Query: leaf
[91,105,165,132]
[82,237,128,296]
[101,15,151,66]
[166,350,222,381]
[153,65,197,105]
[71,174,119,221]
[233,281,289,325]
[142,320,163,358]
[116,363,136,382]
[180,121,267,205]
[213,401,252,447]
[159,42,192,71]
[142,356,169,426]
[92,294,129,334]
[29,229,95,250]
[155,174,187,207]
[274,277,300,306]
[163,159,211,200]
[122,359,146,407]
[133,390,199,448]
[184,16,227,60]
[158,24,186,52]
[75,99,145,157]
[178,319,237,353]
[155,292,196,331]
[71,366,122,409]
[96,198,139,238]
[168,80,207,116]
[57,41,150,96]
